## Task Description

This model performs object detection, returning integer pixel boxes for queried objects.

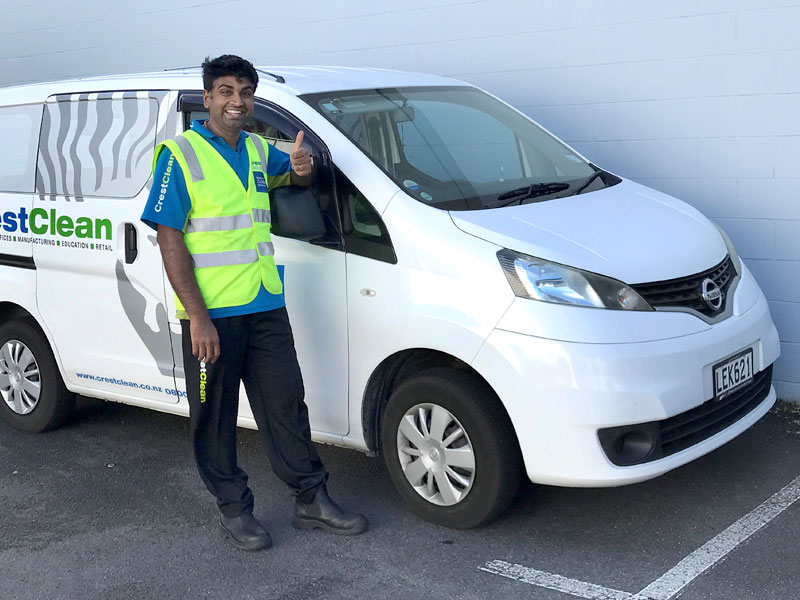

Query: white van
[0,67,780,528]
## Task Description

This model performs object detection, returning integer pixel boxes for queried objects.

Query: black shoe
[293,486,369,535]
[219,512,272,551]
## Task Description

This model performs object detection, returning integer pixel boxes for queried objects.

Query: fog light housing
[598,422,661,466]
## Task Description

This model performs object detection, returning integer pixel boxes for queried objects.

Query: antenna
[162,66,199,72]
[255,69,285,84]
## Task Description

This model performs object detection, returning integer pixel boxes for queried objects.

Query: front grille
[598,366,773,466]
[632,255,737,318]
[659,365,773,457]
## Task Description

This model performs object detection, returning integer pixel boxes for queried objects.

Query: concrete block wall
[2,0,798,399]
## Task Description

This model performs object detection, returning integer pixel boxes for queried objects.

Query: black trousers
[181,307,328,518]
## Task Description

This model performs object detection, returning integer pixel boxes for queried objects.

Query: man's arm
[157,225,220,364]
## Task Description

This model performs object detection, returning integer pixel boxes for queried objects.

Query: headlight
[714,224,742,276]
[497,249,653,311]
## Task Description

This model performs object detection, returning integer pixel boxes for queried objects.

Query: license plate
[713,348,754,400]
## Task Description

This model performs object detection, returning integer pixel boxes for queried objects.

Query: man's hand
[190,315,220,364]
[290,130,313,177]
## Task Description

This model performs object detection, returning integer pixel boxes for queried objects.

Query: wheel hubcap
[0,339,41,415]
[396,403,476,506]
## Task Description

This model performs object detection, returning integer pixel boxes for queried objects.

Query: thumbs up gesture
[290,130,313,177]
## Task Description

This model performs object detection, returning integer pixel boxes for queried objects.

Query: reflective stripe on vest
[252,208,271,224]
[192,248,259,268]
[186,213,253,233]
[173,135,205,182]
[152,130,282,317]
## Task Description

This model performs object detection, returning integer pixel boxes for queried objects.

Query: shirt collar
[191,119,247,151]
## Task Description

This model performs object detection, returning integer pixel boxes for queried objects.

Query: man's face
[203,75,254,134]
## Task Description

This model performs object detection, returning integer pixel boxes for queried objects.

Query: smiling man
[141,55,367,550]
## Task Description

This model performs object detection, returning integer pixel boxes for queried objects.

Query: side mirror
[269,185,326,241]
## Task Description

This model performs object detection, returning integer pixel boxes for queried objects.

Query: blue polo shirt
[142,120,292,319]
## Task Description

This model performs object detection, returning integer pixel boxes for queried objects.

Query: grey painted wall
[3,0,799,399]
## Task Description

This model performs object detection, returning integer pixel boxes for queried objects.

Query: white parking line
[639,474,800,599]
[479,561,645,600]
[480,475,800,600]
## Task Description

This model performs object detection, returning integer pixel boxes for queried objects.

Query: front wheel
[0,320,75,432]
[381,368,522,529]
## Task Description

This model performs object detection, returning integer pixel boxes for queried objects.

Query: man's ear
[202,89,210,109]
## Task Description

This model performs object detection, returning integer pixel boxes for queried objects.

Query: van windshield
[302,86,618,211]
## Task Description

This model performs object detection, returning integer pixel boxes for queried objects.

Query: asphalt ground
[1,398,798,600]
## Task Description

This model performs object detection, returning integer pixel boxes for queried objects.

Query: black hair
[201,55,259,91]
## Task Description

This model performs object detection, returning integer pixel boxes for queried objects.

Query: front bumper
[472,288,781,487]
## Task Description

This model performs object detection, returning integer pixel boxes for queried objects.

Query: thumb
[292,130,305,153]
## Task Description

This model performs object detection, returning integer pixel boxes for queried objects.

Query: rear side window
[0,103,43,193]
[37,93,159,200]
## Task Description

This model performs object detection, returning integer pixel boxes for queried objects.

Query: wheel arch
[360,347,521,458]
[0,302,65,380]
[0,301,40,327]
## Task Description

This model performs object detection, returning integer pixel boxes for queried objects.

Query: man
[141,54,367,551]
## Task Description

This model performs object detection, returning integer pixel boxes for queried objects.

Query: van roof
[0,66,469,104]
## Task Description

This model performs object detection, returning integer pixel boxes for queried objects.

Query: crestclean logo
[155,153,175,213]
[1,207,112,240]
[199,360,207,403]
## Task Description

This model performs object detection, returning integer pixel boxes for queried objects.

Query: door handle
[124,223,138,264]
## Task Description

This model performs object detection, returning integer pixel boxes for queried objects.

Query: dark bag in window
[269,185,326,241]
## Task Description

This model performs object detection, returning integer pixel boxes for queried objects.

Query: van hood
[449,179,727,285]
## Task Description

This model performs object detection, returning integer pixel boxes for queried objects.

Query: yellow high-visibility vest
[152,130,283,319]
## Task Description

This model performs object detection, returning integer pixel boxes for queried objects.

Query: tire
[380,368,522,529]
[0,319,75,433]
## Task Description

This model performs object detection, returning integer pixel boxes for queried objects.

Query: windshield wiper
[493,182,571,208]
[572,170,604,196]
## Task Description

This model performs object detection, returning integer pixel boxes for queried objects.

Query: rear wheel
[0,320,75,432]
[381,368,522,529]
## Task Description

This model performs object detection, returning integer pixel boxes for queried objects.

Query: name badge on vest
[253,171,268,193]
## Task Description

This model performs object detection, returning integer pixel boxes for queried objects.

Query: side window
[186,109,208,129]
[37,94,158,199]
[0,103,42,193]
[244,118,294,155]
[335,167,396,264]
[248,104,342,249]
